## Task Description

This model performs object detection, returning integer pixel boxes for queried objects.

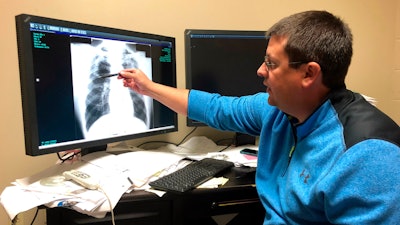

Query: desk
[46,167,265,225]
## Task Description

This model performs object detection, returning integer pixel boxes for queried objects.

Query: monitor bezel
[15,14,178,156]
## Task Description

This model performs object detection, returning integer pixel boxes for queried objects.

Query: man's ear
[302,62,322,87]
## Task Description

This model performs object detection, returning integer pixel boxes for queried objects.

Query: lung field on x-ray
[121,47,147,124]
[85,49,111,130]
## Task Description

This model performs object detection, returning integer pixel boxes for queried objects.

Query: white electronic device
[63,170,99,190]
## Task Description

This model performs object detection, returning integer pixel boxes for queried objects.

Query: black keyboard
[149,158,234,193]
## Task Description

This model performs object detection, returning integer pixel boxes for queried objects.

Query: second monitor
[184,29,268,127]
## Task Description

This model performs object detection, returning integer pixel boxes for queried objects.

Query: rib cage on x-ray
[85,44,148,132]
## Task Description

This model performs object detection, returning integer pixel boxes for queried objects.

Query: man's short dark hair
[266,10,353,89]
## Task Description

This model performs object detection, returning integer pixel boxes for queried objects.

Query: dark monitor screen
[184,29,268,126]
[15,14,177,156]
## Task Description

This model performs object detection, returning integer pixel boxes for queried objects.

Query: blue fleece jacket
[188,88,400,224]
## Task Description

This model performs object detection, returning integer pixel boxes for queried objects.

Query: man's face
[257,36,304,114]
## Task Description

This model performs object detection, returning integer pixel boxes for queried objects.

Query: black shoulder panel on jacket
[330,89,400,149]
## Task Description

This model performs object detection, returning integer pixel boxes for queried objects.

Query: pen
[98,73,120,78]
[127,177,133,185]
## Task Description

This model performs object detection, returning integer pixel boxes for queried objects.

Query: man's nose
[257,63,267,78]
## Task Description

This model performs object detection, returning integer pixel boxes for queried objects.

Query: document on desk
[117,150,186,187]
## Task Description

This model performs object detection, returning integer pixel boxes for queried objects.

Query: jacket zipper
[282,124,298,176]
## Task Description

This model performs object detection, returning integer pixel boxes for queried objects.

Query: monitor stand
[80,145,108,156]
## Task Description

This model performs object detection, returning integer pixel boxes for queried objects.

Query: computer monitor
[15,14,178,156]
[184,29,268,126]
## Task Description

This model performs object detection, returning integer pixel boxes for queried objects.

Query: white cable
[97,186,116,225]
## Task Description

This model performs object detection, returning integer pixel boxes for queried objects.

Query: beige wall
[396,0,400,106]
[1,0,399,224]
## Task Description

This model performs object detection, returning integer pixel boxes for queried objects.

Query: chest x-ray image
[70,38,153,139]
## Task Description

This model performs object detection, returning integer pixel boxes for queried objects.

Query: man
[118,10,400,224]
